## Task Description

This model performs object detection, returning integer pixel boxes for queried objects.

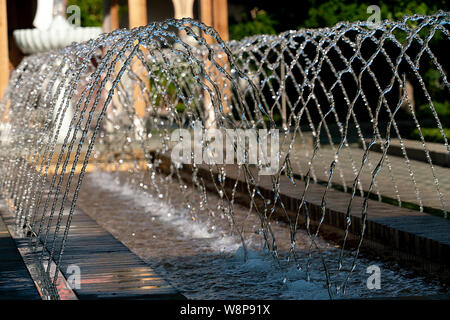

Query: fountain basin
[13,26,102,54]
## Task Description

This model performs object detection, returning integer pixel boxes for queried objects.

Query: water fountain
[0,12,449,300]
[12,0,102,144]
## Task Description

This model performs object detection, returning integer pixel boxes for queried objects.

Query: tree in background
[67,0,449,33]
[228,0,449,142]
[304,0,447,28]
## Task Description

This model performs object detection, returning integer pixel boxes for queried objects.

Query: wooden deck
[0,201,185,300]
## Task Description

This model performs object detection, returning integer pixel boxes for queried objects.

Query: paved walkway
[288,142,449,213]
[364,139,449,167]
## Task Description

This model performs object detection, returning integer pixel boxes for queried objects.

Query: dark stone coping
[153,152,450,280]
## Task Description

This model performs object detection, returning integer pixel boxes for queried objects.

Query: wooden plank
[1,185,185,300]
[200,0,214,44]
[0,0,9,101]
[43,207,185,299]
[128,0,148,119]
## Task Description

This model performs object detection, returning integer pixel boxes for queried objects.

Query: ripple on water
[76,170,448,299]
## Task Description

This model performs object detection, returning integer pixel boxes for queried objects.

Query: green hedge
[410,127,450,143]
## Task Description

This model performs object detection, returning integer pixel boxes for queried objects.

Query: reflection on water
[76,170,448,299]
